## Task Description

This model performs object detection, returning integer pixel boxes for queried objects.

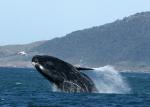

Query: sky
[0,0,150,45]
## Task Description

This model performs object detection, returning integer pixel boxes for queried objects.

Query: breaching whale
[32,55,97,93]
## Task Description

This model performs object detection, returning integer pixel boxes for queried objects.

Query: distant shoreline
[0,65,150,73]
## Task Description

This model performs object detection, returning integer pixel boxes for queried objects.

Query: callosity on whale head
[32,55,97,93]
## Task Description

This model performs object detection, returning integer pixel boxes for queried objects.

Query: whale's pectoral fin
[75,66,94,71]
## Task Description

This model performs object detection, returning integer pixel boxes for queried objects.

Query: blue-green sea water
[0,67,150,107]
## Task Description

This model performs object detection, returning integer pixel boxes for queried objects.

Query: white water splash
[51,84,60,92]
[84,65,131,94]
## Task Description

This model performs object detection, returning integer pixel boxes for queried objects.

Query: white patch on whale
[32,62,45,71]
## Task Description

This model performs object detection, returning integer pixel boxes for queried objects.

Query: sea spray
[83,65,131,94]
[51,84,61,92]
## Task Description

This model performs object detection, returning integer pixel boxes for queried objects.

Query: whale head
[32,55,69,85]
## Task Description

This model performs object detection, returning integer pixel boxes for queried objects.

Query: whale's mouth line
[32,62,36,66]
[32,62,45,70]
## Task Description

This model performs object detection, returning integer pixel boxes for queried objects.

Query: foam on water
[15,82,22,85]
[84,65,131,94]
[52,84,60,92]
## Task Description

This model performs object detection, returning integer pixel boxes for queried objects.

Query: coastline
[0,64,150,73]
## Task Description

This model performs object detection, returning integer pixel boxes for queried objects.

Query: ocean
[0,67,150,107]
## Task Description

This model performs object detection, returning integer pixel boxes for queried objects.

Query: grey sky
[0,0,150,45]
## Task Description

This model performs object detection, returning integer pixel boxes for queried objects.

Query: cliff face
[1,12,150,70]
